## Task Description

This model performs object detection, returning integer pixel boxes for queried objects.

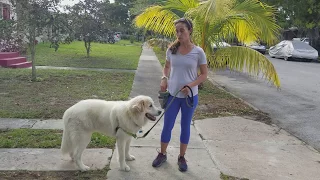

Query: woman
[152,18,208,172]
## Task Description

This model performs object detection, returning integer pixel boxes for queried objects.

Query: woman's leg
[179,95,198,156]
[160,95,181,153]
[153,96,181,168]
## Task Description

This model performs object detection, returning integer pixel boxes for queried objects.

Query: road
[213,55,320,151]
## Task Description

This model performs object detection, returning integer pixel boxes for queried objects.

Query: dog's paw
[120,164,131,172]
[126,155,135,161]
[80,165,90,171]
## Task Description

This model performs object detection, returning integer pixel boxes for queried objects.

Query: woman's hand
[160,79,168,92]
[181,86,190,96]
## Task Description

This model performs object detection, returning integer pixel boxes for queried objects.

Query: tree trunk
[84,40,90,57]
[30,27,36,81]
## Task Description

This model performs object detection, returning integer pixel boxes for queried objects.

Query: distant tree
[11,0,61,81]
[67,0,102,57]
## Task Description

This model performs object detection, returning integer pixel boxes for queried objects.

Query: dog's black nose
[158,110,162,115]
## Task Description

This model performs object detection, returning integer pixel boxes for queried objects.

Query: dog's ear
[132,100,145,113]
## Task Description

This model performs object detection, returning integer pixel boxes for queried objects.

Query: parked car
[269,40,318,61]
[114,32,121,42]
[211,42,231,51]
[293,37,310,45]
[244,41,266,54]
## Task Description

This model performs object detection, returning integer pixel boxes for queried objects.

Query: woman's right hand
[160,79,168,92]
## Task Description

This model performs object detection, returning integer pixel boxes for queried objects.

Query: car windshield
[292,41,314,50]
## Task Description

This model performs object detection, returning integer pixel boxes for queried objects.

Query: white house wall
[0,0,17,20]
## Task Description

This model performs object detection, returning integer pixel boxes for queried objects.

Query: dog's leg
[74,132,91,171]
[69,152,74,162]
[125,138,135,161]
[117,133,131,171]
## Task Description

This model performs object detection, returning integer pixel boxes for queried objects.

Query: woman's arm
[181,64,208,96]
[188,64,208,87]
[162,60,171,78]
[160,60,171,92]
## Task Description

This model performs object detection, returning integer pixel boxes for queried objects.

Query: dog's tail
[61,129,71,155]
[61,111,72,155]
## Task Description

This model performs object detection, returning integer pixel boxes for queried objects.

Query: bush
[1,39,18,52]
[120,34,130,40]
[0,38,28,54]
[130,35,135,43]
[0,20,28,54]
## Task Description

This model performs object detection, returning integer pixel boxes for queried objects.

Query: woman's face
[175,22,191,43]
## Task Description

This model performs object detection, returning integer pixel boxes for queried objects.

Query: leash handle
[182,85,194,108]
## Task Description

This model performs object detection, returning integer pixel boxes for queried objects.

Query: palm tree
[134,0,281,88]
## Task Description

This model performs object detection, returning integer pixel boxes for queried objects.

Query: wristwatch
[161,76,168,80]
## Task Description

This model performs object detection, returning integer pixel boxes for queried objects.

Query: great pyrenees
[61,95,162,171]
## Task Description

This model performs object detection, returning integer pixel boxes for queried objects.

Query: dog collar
[115,127,137,139]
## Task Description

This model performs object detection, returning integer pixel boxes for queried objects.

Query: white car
[211,42,231,51]
[293,37,310,45]
[114,32,121,42]
[269,40,318,61]
[244,41,266,54]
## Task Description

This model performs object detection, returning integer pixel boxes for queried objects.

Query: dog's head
[129,95,162,126]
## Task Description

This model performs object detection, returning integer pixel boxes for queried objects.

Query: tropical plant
[134,0,281,88]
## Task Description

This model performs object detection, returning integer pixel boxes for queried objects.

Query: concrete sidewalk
[1,44,320,180]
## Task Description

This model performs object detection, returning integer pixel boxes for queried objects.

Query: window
[3,7,9,20]
[0,5,3,19]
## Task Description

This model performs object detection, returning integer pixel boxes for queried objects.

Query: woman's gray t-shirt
[166,45,207,98]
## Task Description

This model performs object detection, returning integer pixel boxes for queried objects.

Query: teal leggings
[161,95,198,144]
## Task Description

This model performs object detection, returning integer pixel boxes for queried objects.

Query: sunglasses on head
[174,18,192,29]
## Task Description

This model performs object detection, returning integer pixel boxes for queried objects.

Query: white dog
[61,95,162,171]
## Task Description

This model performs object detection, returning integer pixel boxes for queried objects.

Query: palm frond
[134,6,179,37]
[230,0,280,45]
[187,0,236,54]
[134,0,281,88]
[164,0,199,13]
[189,0,280,46]
[210,46,280,88]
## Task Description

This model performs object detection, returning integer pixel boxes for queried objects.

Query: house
[0,0,16,20]
[0,1,31,68]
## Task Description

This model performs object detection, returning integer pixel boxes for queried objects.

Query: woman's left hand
[181,86,190,96]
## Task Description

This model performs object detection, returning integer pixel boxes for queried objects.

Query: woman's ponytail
[169,39,180,54]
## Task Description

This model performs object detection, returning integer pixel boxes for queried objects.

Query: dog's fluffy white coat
[61,95,161,171]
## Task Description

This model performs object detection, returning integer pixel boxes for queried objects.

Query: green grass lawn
[153,46,166,67]
[0,68,134,119]
[0,129,116,149]
[31,40,142,69]
[0,39,137,151]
